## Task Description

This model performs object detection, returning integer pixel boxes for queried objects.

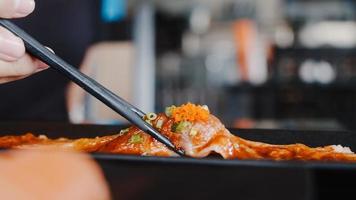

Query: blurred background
[23,0,356,130]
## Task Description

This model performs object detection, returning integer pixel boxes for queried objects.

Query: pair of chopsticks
[0,19,184,156]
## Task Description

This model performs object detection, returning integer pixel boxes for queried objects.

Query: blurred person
[0,1,110,199]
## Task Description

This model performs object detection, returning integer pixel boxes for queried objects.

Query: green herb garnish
[165,105,176,117]
[171,121,191,133]
[129,134,143,144]
[146,112,157,120]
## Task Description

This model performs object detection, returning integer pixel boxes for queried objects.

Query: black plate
[0,122,355,200]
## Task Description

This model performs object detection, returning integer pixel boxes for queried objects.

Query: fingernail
[0,36,25,61]
[15,0,35,16]
[35,59,49,69]
[34,66,49,73]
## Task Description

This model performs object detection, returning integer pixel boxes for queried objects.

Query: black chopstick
[0,19,184,156]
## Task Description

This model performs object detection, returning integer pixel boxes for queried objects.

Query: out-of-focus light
[299,21,356,48]
[248,37,268,85]
[205,53,224,73]
[299,60,314,83]
[182,32,201,57]
[314,61,336,84]
[299,59,336,84]
[160,52,181,74]
[189,6,211,35]
[205,40,238,85]
[274,24,294,48]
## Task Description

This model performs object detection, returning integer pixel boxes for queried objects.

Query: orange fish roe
[171,103,210,123]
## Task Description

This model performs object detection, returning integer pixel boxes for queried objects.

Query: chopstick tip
[176,148,186,157]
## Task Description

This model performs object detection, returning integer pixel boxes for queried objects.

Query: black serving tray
[0,122,355,200]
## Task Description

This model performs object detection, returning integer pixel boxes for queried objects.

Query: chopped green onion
[146,112,157,120]
[189,129,198,136]
[156,119,164,129]
[172,121,191,133]
[119,128,130,136]
[165,105,176,117]
[129,134,143,144]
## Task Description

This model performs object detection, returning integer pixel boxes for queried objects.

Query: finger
[0,53,49,84]
[0,27,25,61]
[0,45,54,84]
[0,0,35,18]
[33,59,48,69]
[0,75,28,84]
[0,46,54,84]
[0,66,47,83]
[0,67,47,84]
[0,53,38,77]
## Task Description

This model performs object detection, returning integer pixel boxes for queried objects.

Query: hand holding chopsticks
[0,0,48,84]
[0,19,185,156]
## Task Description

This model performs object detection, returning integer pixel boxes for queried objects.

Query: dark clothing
[0,0,99,121]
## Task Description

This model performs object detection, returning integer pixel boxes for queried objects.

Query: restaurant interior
[63,0,356,132]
